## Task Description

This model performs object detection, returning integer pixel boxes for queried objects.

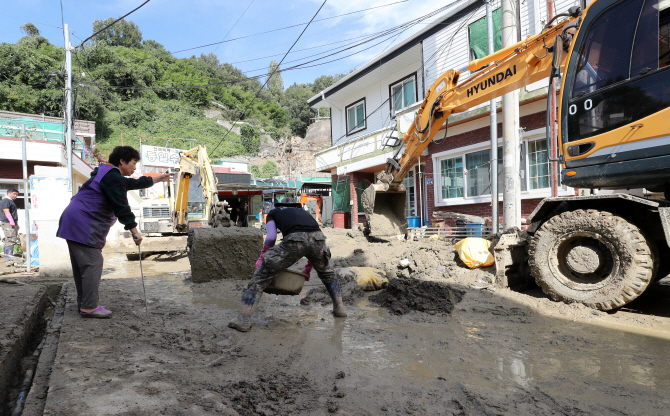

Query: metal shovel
[138,243,148,318]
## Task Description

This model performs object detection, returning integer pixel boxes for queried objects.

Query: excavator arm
[363,8,581,236]
[172,145,220,232]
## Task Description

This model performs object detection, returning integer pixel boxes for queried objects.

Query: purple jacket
[57,164,151,249]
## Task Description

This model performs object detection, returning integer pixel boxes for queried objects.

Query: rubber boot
[228,289,262,332]
[3,246,13,265]
[324,281,347,317]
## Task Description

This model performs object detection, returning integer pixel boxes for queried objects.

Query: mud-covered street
[3,228,670,415]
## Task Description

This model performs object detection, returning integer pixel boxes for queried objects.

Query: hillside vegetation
[0,20,343,158]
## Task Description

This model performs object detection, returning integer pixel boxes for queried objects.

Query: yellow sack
[454,238,494,269]
[349,267,389,291]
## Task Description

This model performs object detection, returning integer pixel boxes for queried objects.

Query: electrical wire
[0,13,62,29]
[171,0,412,55]
[77,0,151,47]
[211,0,255,54]
[79,3,452,92]
[210,0,328,155]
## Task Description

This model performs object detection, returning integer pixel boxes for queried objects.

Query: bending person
[229,197,346,332]
[57,146,171,318]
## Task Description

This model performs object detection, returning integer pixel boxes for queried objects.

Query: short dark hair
[109,146,141,167]
[6,188,18,195]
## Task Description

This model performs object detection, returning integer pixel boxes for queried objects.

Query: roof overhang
[308,0,481,107]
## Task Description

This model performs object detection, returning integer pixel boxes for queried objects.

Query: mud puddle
[39,271,670,415]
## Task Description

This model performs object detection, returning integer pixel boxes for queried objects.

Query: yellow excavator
[171,145,227,232]
[122,145,228,259]
[363,0,670,310]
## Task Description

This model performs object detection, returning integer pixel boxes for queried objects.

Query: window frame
[388,73,418,118]
[467,8,502,62]
[402,167,417,218]
[345,98,367,136]
[432,129,573,207]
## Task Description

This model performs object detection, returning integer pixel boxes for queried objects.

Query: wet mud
[369,277,465,315]
[7,228,670,415]
[187,227,263,283]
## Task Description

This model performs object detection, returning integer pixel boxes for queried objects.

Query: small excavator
[121,145,229,259]
[363,0,670,310]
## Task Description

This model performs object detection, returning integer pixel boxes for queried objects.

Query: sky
[0,0,461,88]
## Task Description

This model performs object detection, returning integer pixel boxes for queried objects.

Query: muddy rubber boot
[228,289,262,332]
[3,246,13,265]
[324,281,347,317]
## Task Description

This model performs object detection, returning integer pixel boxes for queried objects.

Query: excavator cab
[559,0,670,194]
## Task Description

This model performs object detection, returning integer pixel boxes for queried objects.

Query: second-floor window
[346,99,366,134]
[468,8,502,61]
[390,74,417,116]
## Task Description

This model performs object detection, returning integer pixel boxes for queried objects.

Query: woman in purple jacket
[57,146,171,318]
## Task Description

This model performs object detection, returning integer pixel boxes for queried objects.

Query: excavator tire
[529,209,655,311]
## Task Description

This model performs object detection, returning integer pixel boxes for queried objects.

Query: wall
[329,46,423,146]
[426,111,547,222]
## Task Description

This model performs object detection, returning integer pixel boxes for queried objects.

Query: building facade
[310,0,580,229]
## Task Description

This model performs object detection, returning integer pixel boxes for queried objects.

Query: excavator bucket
[361,184,408,237]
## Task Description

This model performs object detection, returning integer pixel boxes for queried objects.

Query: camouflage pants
[1,223,18,250]
[248,231,337,292]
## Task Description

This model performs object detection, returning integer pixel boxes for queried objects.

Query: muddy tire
[529,209,655,311]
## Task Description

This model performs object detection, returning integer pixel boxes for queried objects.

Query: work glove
[302,261,312,282]
[5,212,15,227]
[255,244,271,269]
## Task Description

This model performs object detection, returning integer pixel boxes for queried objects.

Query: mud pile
[361,188,407,236]
[217,371,319,415]
[187,227,263,283]
[369,277,466,315]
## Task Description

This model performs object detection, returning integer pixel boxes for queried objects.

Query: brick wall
[426,111,546,224]
[0,160,41,180]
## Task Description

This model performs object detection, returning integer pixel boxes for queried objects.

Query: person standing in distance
[57,146,172,318]
[1,188,20,262]
[229,197,346,332]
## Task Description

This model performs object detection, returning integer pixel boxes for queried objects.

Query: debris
[369,278,465,315]
[454,238,494,269]
[187,227,263,283]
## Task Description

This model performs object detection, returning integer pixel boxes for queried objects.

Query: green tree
[20,23,40,37]
[262,161,279,177]
[240,124,261,153]
[311,74,344,94]
[250,165,261,177]
[92,18,143,48]
[284,82,316,137]
[267,60,284,104]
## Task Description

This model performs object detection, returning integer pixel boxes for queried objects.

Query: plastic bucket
[407,216,421,228]
[466,222,484,237]
[265,269,307,295]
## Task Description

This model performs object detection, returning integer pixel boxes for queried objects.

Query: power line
[77,0,151,47]
[171,0,411,55]
[78,4,448,92]
[0,13,62,29]
[212,0,255,54]
[68,0,415,79]
[210,0,328,155]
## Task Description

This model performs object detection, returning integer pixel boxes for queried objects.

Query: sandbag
[337,267,389,291]
[454,238,494,269]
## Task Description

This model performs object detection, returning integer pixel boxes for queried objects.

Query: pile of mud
[369,277,465,315]
[187,227,263,283]
[215,371,319,415]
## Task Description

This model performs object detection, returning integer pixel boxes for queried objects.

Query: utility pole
[64,24,75,195]
[21,125,31,272]
[547,0,559,197]
[486,0,499,234]
[501,0,521,230]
